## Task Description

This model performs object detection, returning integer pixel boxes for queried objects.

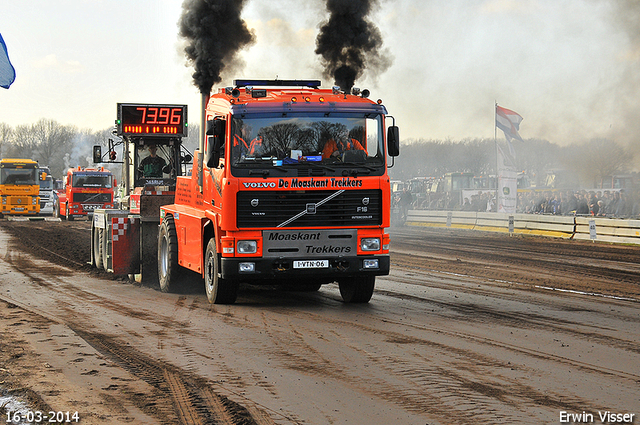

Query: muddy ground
[0,218,638,424]
[1,218,637,299]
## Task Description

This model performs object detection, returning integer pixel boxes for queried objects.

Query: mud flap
[110,217,140,276]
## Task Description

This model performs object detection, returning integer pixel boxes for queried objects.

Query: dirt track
[0,219,638,424]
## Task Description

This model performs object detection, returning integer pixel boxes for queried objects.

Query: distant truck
[38,166,54,215]
[54,166,115,220]
[0,158,41,218]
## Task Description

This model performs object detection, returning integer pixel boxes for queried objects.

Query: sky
[1,0,639,163]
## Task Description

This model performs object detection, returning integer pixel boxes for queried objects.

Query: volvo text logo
[243,181,276,188]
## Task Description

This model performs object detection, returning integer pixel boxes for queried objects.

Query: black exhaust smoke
[179,0,255,95]
[315,0,391,93]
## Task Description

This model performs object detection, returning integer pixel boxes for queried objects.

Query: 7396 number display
[117,103,187,137]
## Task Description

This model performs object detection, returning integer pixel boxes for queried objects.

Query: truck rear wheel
[339,276,375,303]
[91,226,99,267]
[94,228,104,269]
[100,228,109,271]
[158,216,181,293]
[205,239,238,304]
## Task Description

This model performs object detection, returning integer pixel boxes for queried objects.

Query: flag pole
[495,101,498,209]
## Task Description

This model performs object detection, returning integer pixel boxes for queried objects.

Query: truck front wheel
[54,200,63,220]
[158,216,181,293]
[204,239,238,304]
[339,276,375,303]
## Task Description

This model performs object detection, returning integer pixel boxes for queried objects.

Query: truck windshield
[72,174,112,188]
[39,176,54,190]
[0,168,38,185]
[230,113,385,175]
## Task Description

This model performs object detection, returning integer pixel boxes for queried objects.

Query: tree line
[1,118,635,189]
[0,119,200,181]
[389,137,637,189]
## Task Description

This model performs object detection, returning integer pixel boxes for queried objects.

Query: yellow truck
[0,158,41,218]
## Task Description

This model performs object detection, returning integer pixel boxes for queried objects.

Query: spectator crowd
[404,188,640,219]
[515,189,640,218]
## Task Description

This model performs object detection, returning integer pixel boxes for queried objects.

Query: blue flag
[0,33,16,89]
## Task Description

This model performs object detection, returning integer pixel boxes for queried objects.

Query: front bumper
[220,254,390,283]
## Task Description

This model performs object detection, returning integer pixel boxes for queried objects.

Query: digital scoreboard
[117,103,187,137]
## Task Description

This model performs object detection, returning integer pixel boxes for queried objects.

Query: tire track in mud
[72,328,262,425]
[118,283,637,423]
[390,228,640,290]
[0,248,274,425]
[239,303,635,423]
[375,283,640,358]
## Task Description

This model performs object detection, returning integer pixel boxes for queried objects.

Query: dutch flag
[496,105,523,142]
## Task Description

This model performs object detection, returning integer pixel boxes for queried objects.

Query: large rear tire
[91,226,100,268]
[100,228,109,271]
[96,228,105,270]
[204,238,238,304]
[158,216,181,293]
[339,276,375,303]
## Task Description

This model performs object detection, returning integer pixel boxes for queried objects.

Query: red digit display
[117,104,187,137]
[158,108,170,124]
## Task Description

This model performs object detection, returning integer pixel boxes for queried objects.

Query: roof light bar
[234,79,322,89]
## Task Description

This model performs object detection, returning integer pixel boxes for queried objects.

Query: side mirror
[206,136,221,168]
[387,125,400,157]
[205,119,225,168]
[93,145,102,163]
[206,120,216,135]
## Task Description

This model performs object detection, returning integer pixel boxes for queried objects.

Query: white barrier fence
[405,210,640,245]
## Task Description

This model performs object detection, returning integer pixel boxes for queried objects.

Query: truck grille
[237,189,382,228]
[10,196,30,205]
[72,193,111,203]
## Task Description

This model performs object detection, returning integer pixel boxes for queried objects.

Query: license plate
[14,207,24,211]
[293,260,329,269]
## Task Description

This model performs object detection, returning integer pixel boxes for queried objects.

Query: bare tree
[6,124,38,158]
[0,123,12,157]
[32,119,77,173]
[562,138,634,188]
[515,138,561,187]
[458,138,493,175]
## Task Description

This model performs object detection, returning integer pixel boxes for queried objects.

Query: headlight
[239,262,255,273]
[360,238,381,251]
[237,240,257,254]
[363,259,379,269]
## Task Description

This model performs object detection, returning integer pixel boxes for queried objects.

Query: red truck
[159,79,399,304]
[91,80,400,305]
[55,166,115,220]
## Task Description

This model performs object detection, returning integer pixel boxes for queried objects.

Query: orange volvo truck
[55,166,115,220]
[158,79,399,304]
